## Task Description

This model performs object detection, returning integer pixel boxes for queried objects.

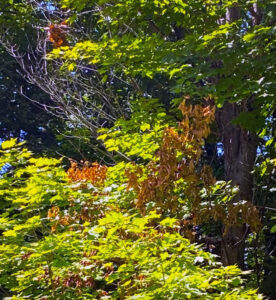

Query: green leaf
[271,225,276,234]
[1,138,17,149]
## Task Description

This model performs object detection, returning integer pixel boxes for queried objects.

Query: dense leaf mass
[0,0,275,299]
[0,139,262,299]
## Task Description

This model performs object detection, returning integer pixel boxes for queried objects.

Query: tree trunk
[226,4,241,23]
[216,102,258,268]
[212,3,259,269]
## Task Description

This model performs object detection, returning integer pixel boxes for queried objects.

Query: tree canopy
[0,0,275,299]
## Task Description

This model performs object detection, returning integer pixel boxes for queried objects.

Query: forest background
[0,0,275,299]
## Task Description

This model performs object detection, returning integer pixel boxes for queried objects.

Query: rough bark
[226,4,241,23]
[249,3,262,26]
[216,103,258,268]
[215,5,259,268]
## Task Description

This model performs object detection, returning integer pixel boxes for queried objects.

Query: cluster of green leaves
[98,98,173,160]
[0,139,262,299]
[1,0,275,298]
[47,3,276,292]
[0,0,33,29]
[49,0,275,133]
